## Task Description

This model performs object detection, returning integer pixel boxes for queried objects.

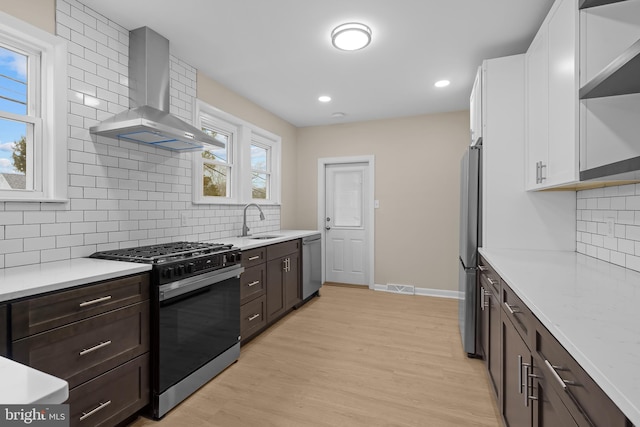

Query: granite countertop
[479,248,640,427]
[0,357,68,404]
[0,258,151,303]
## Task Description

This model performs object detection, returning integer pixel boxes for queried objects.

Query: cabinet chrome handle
[480,287,490,310]
[487,277,498,286]
[523,363,539,407]
[79,295,112,307]
[247,280,260,287]
[540,162,547,181]
[518,355,524,394]
[544,359,576,390]
[248,313,260,321]
[504,302,519,315]
[478,265,488,272]
[248,255,261,261]
[79,400,111,421]
[79,340,112,356]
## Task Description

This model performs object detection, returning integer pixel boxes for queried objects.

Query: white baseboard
[374,283,462,300]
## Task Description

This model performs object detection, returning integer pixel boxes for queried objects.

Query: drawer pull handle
[79,340,112,356]
[248,255,261,261]
[487,277,498,286]
[544,359,576,390]
[248,280,260,287]
[478,265,488,272]
[79,295,112,307]
[79,400,111,421]
[248,313,260,321]
[504,302,520,315]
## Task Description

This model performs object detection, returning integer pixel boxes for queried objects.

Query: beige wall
[0,0,55,33]
[296,111,470,292]
[197,74,298,229]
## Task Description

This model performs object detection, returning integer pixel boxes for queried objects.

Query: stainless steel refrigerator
[458,142,481,356]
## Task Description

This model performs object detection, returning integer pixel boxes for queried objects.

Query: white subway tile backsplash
[577,185,640,274]
[6,251,40,268]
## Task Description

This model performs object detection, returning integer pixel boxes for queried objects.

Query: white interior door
[324,163,369,285]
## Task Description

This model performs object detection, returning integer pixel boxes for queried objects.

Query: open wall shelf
[580,38,640,99]
[579,0,627,9]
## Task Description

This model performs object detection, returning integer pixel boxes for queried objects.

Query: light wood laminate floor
[130,285,501,427]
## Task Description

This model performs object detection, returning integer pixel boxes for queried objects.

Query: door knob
[325,226,331,231]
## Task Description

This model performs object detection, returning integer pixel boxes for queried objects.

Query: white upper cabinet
[470,66,483,145]
[525,0,579,190]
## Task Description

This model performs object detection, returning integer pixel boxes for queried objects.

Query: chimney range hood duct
[90,27,221,151]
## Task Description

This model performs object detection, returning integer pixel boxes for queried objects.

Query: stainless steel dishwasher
[302,233,322,300]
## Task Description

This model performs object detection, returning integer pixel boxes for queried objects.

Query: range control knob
[176,264,185,276]
[164,267,174,280]
[187,263,195,273]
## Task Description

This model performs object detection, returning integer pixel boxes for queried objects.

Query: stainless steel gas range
[90,241,244,419]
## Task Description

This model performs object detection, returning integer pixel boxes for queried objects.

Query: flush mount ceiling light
[331,112,346,118]
[331,22,372,51]
[435,80,451,88]
[318,95,332,103]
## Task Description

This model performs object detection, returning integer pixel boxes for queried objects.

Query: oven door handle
[159,265,244,302]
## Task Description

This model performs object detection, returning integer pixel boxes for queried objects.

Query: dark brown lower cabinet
[481,258,632,427]
[0,304,7,357]
[265,240,301,323]
[10,273,151,426]
[502,315,532,427]
[486,286,501,397]
[531,361,579,427]
[68,354,149,427]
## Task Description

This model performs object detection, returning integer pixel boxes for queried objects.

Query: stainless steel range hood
[90,27,221,151]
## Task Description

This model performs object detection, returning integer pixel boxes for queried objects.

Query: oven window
[158,276,239,392]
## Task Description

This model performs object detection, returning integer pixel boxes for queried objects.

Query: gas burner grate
[90,241,234,263]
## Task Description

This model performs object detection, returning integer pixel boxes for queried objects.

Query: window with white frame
[200,118,236,200]
[0,12,67,201]
[193,100,281,205]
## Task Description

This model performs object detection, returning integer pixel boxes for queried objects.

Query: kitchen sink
[249,235,282,240]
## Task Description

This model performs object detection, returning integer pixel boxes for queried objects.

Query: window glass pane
[252,172,267,199]
[334,170,363,227]
[203,163,229,197]
[251,144,267,171]
[0,117,28,190]
[0,46,28,115]
[201,128,228,163]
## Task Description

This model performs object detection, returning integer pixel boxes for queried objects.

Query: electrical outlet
[180,212,188,226]
[605,217,614,238]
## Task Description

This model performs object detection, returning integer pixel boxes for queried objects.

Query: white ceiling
[79,0,554,127]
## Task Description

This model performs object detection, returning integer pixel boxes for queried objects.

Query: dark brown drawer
[12,302,150,389]
[240,264,266,304]
[12,273,150,340]
[501,283,533,345]
[266,239,300,261]
[68,354,149,427]
[535,324,628,427]
[241,295,266,342]
[0,304,7,357]
[478,256,500,295]
[242,247,266,268]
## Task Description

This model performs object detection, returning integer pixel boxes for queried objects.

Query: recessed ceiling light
[318,95,332,103]
[331,23,372,51]
[435,80,451,88]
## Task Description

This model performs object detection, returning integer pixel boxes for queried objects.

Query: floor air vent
[386,284,415,295]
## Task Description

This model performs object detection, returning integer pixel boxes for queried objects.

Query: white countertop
[0,258,151,303]
[0,356,68,404]
[208,229,321,250]
[479,248,640,427]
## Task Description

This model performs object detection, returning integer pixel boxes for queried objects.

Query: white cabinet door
[525,0,579,190]
[525,26,549,190]
[470,66,483,145]
[548,0,578,185]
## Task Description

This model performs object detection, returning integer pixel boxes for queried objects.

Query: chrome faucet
[241,203,265,237]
